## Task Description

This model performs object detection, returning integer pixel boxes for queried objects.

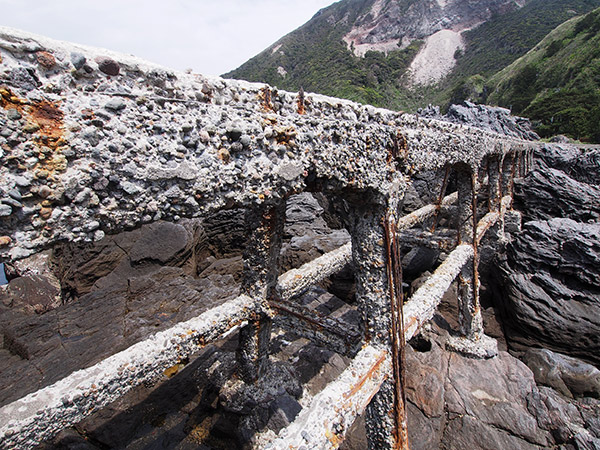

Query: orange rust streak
[343,351,387,401]
[1,87,64,150]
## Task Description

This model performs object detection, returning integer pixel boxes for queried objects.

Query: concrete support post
[447,166,497,358]
[349,202,408,450]
[237,202,285,383]
[456,167,482,339]
[488,155,501,213]
[501,153,516,198]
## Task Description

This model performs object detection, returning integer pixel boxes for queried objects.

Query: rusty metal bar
[277,242,352,301]
[488,155,501,212]
[430,165,451,232]
[237,203,285,383]
[0,294,255,449]
[264,345,391,449]
[271,298,361,356]
[384,215,409,449]
[396,192,458,232]
[402,244,474,339]
[396,228,457,250]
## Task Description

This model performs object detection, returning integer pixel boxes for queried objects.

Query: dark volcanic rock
[535,145,600,186]
[514,168,600,222]
[493,218,600,365]
[418,101,540,141]
[523,348,600,399]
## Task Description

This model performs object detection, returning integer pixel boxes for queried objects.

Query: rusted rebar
[430,165,451,232]
[384,215,409,450]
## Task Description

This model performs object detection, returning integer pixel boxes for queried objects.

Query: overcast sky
[0,0,337,76]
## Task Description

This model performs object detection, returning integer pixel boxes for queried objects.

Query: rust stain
[343,351,387,400]
[274,126,297,145]
[258,86,273,112]
[387,131,408,166]
[297,88,305,115]
[0,87,65,174]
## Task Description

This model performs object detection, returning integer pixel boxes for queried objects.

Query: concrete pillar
[447,165,498,358]
[349,201,408,450]
[501,152,516,198]
[236,202,285,383]
[456,167,483,339]
[487,155,501,213]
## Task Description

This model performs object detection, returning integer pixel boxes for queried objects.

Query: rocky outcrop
[418,101,540,141]
[495,217,600,365]
[492,143,600,366]
[523,348,600,399]
[513,168,600,222]
[344,326,600,450]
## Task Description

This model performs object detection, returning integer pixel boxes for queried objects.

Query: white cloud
[0,0,336,76]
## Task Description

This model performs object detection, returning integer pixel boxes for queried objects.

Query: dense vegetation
[486,7,600,142]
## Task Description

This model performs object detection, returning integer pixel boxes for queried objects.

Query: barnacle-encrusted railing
[0,27,538,449]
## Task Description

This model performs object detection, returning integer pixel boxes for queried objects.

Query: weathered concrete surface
[0,27,535,263]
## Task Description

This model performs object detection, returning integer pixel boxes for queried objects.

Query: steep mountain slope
[224,0,527,110]
[225,0,600,113]
[485,7,600,142]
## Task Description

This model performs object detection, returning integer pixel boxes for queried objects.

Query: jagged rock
[534,145,600,187]
[493,218,600,365]
[418,101,540,140]
[522,348,600,399]
[513,168,600,222]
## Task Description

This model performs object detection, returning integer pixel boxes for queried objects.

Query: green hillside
[441,0,600,106]
[225,0,427,111]
[486,7,600,142]
[226,0,600,113]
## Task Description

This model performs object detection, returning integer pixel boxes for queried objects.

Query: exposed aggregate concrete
[0,26,536,263]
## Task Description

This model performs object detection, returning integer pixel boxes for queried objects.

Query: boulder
[522,348,600,399]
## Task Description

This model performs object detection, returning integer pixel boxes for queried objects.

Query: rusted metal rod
[396,192,458,232]
[384,215,409,449]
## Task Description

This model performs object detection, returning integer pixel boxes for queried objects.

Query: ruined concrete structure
[0,28,538,448]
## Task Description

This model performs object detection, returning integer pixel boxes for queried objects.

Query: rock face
[344,328,600,450]
[342,0,525,54]
[492,144,600,366]
[0,213,246,407]
[418,101,540,140]
[523,348,600,399]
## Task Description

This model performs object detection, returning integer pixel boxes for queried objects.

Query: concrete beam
[0,294,255,449]
[264,345,391,450]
